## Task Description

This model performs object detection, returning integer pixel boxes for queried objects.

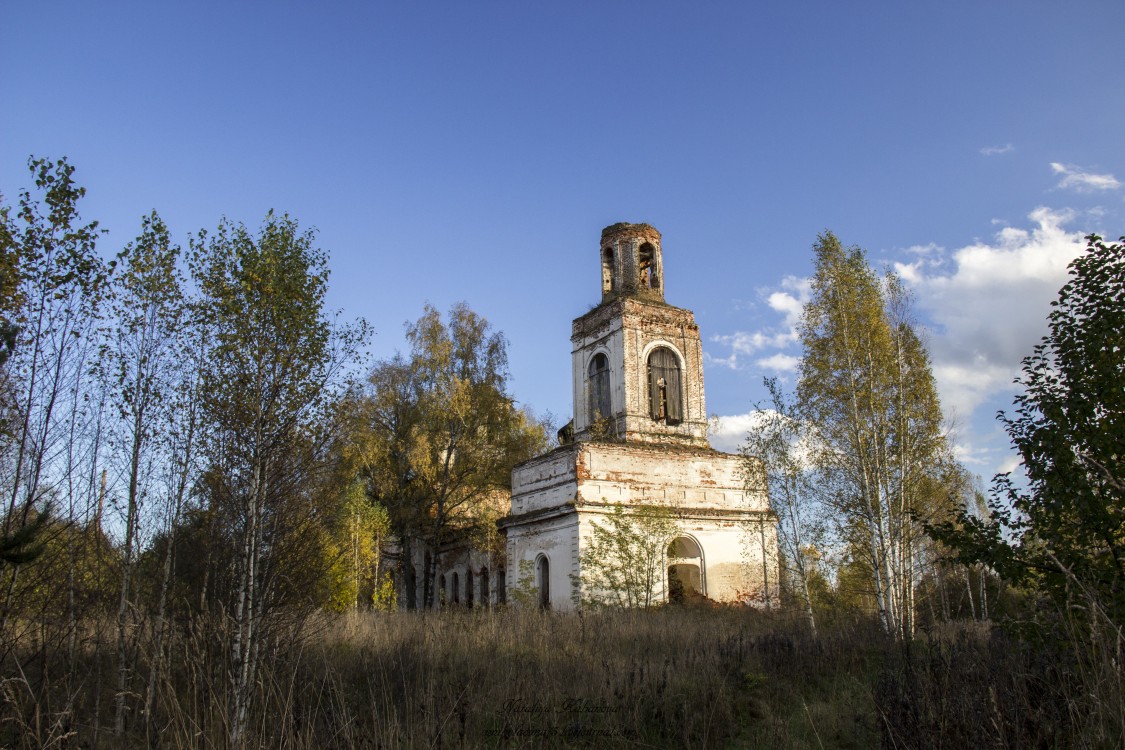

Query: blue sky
[3,1,1122,480]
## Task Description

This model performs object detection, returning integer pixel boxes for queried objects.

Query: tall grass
[2,606,1121,748]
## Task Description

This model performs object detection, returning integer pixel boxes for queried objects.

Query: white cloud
[1050,162,1121,192]
[997,455,1021,475]
[702,351,740,370]
[709,275,810,369]
[712,329,796,357]
[953,442,987,466]
[901,206,1085,422]
[980,143,1014,156]
[710,206,1087,479]
[707,411,772,453]
[757,353,799,372]
[905,243,941,256]
[709,410,823,467]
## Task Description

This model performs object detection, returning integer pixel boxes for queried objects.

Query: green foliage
[931,234,1125,623]
[0,157,108,616]
[510,557,539,608]
[191,212,340,443]
[325,482,391,611]
[372,571,396,612]
[586,411,616,441]
[0,504,50,568]
[576,503,678,608]
[342,303,550,608]
[0,191,23,371]
[1,516,118,620]
[797,232,953,637]
[186,212,367,608]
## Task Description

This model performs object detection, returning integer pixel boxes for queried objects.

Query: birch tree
[742,377,826,637]
[104,211,185,736]
[189,212,363,746]
[325,480,390,611]
[797,232,949,639]
[141,323,204,740]
[0,158,109,637]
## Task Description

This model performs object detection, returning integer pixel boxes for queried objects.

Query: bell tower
[570,223,709,447]
[505,220,780,613]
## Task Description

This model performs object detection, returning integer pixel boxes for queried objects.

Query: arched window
[588,353,611,423]
[648,347,682,424]
[537,555,551,609]
[466,570,474,608]
[480,566,490,608]
[451,572,460,605]
[438,574,446,608]
[497,567,507,604]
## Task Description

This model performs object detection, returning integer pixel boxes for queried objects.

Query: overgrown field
[5,606,1113,748]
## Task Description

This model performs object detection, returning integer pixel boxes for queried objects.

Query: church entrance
[667,536,705,603]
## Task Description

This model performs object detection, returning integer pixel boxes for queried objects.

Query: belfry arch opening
[638,242,658,290]
[601,246,615,293]
[667,536,704,603]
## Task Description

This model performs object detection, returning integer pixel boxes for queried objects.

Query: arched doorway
[667,536,704,603]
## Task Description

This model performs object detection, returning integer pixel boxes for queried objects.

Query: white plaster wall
[571,507,682,606]
[506,512,580,611]
[571,318,624,433]
[510,448,578,515]
[569,509,776,606]
[575,443,770,513]
[736,521,782,608]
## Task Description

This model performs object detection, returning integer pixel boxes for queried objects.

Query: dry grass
[2,606,1121,748]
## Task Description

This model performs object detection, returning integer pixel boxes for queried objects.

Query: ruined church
[500,222,779,609]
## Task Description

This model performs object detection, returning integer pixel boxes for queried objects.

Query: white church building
[500,222,779,609]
